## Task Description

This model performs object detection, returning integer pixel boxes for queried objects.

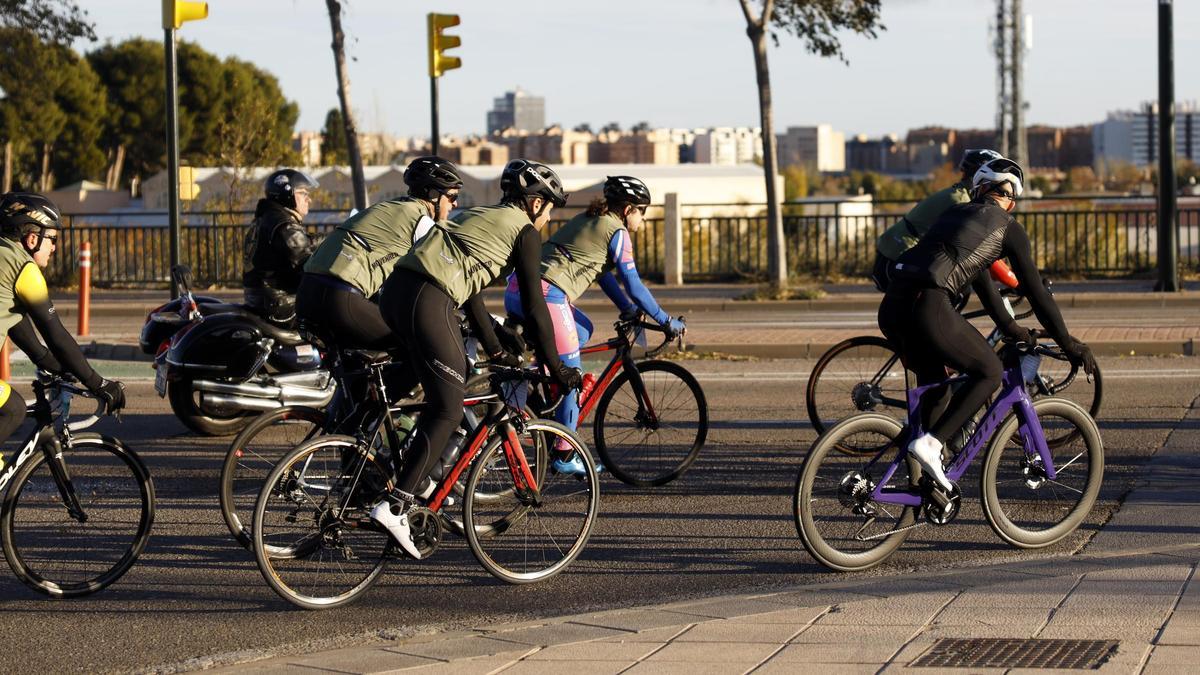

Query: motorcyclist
[243,169,318,325]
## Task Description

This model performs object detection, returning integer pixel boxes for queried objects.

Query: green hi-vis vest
[398,203,529,306]
[0,238,40,340]
[876,182,971,261]
[541,212,625,302]
[304,197,432,296]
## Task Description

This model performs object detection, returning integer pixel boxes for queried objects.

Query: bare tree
[737,0,883,288]
[325,0,366,210]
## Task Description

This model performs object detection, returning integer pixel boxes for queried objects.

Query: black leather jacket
[243,199,314,323]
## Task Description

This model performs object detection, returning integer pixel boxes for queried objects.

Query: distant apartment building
[436,137,509,166]
[1093,102,1200,168]
[494,126,590,165]
[777,125,845,172]
[486,87,546,135]
[693,127,762,166]
[291,131,322,167]
[845,134,906,173]
[590,129,680,165]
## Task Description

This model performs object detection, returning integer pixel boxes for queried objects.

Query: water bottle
[430,426,468,480]
[581,372,596,404]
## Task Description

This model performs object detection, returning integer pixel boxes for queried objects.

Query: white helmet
[972,158,1024,199]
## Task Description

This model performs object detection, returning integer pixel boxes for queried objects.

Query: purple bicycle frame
[869,359,1056,508]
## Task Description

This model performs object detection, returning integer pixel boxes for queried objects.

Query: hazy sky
[75,1,1198,139]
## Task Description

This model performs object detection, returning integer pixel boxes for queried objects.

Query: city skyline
[72,1,1199,141]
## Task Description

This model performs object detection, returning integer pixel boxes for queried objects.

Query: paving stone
[837,577,967,597]
[1070,579,1186,596]
[385,636,532,661]
[1146,645,1200,665]
[1046,606,1170,628]
[575,609,705,632]
[402,653,528,675]
[485,621,626,647]
[916,624,1043,641]
[757,589,880,608]
[644,641,778,664]
[1156,620,1200,646]
[598,625,690,644]
[1161,609,1200,626]
[672,620,802,644]
[1058,592,1179,612]
[1143,666,1198,675]
[663,596,805,620]
[522,641,661,662]
[1084,564,1194,582]
[1036,624,1159,644]
[932,605,1053,629]
[727,605,828,625]
[767,642,901,664]
[209,664,333,675]
[755,661,881,675]
[286,647,440,674]
[499,658,637,674]
[946,591,1066,608]
[815,593,955,626]
[623,662,761,675]
[790,624,921,647]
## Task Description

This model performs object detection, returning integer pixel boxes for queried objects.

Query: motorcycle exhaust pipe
[194,377,337,411]
[201,393,283,412]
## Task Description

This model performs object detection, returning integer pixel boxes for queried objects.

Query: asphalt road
[0,354,1197,673]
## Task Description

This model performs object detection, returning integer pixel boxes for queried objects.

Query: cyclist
[503,175,685,475]
[243,169,318,325]
[374,159,582,558]
[872,149,1002,291]
[297,156,462,351]
[0,193,125,468]
[878,158,1097,493]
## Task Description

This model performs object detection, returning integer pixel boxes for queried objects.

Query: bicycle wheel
[464,420,598,584]
[2,434,154,598]
[220,406,327,550]
[1029,351,1103,446]
[981,398,1104,549]
[794,414,919,572]
[252,435,392,610]
[593,360,707,487]
[806,336,909,452]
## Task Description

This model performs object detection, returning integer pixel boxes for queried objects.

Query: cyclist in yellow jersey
[0,193,125,470]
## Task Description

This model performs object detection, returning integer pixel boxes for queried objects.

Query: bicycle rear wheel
[252,435,392,610]
[981,398,1104,549]
[794,414,918,572]
[593,360,707,487]
[806,336,909,452]
[464,420,598,584]
[220,406,327,550]
[2,434,154,597]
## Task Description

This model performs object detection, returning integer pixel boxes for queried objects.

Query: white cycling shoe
[370,499,424,560]
[908,433,953,493]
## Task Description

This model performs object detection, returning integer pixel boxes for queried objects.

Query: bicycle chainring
[922,481,962,526]
[407,507,442,558]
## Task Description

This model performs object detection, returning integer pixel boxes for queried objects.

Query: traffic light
[178,166,200,201]
[162,0,208,30]
[428,13,462,78]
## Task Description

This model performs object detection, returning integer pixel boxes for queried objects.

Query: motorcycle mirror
[171,265,194,291]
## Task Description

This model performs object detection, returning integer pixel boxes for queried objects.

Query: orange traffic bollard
[78,241,91,337]
[0,339,9,382]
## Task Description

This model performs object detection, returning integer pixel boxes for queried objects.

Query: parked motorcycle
[149,266,335,436]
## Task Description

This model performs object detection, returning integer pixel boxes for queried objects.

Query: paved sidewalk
[195,398,1200,674]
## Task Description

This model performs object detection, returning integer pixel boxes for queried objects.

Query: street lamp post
[1156,0,1178,292]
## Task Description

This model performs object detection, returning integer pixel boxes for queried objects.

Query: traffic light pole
[164,28,182,298]
[430,75,439,156]
[1155,0,1178,292]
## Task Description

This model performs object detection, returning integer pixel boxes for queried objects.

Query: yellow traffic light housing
[162,0,208,30]
[178,166,200,201]
[428,13,462,78]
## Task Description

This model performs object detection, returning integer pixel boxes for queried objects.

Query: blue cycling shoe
[551,455,604,476]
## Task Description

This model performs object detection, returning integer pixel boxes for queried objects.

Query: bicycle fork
[621,355,659,428]
[501,423,541,506]
[40,432,87,523]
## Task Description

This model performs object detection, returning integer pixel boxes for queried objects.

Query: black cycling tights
[0,384,26,445]
[379,269,466,494]
[296,276,395,351]
[878,287,1003,444]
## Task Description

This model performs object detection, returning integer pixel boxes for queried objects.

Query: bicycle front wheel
[981,398,1104,549]
[220,406,327,550]
[806,336,908,451]
[1030,352,1103,448]
[464,420,599,584]
[2,434,154,598]
[794,414,918,572]
[252,435,392,610]
[593,360,707,487]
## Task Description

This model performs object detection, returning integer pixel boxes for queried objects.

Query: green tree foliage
[0,0,93,44]
[87,39,167,185]
[320,108,348,165]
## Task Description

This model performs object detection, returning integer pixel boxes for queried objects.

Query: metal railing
[43,200,1200,287]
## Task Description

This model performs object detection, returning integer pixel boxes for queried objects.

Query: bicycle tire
[220,405,327,550]
[1035,355,1103,447]
[794,414,919,572]
[980,398,1104,549]
[806,336,909,453]
[2,434,154,598]
[252,435,391,610]
[464,420,598,584]
[593,360,707,487]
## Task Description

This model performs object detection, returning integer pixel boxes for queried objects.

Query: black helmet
[0,192,61,240]
[603,175,651,206]
[958,149,1003,177]
[500,159,568,208]
[404,156,464,197]
[264,169,319,209]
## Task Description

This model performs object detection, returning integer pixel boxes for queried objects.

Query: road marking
[693,369,1200,382]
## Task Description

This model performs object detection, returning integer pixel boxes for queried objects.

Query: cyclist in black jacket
[243,169,318,325]
[878,158,1097,493]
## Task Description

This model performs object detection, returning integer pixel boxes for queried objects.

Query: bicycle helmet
[0,192,61,240]
[500,159,568,207]
[972,157,1024,199]
[603,175,651,206]
[264,169,319,209]
[404,155,464,197]
[958,149,1003,178]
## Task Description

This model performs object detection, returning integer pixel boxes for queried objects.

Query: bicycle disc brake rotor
[838,470,876,516]
[850,382,883,412]
[1021,453,1048,489]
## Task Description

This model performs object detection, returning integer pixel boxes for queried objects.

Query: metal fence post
[663,193,683,286]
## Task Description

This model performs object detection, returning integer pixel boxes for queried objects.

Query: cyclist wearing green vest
[503,175,684,475]
[872,149,1002,291]
[297,156,462,351]
[374,159,581,559]
[0,193,124,470]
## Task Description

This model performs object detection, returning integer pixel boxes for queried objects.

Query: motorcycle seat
[344,349,391,365]
[243,313,308,347]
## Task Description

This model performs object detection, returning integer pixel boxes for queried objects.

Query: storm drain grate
[910,638,1119,669]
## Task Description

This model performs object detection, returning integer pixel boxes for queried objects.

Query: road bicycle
[805,287,1102,453]
[794,339,1104,572]
[251,362,599,609]
[535,316,708,487]
[1,374,154,597]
